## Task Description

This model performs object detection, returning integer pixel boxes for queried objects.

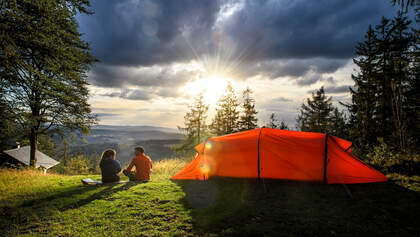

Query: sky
[76,0,402,129]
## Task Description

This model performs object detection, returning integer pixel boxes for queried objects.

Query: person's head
[101,149,116,162]
[134,146,144,156]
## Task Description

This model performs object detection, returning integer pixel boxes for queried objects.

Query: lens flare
[200,163,210,174]
[205,142,212,150]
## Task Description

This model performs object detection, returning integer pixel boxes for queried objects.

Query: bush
[366,138,420,175]
[51,155,91,175]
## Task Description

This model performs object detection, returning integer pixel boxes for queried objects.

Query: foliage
[266,113,288,129]
[392,0,420,12]
[297,87,348,137]
[297,86,333,133]
[0,158,420,236]
[210,83,240,135]
[349,12,419,152]
[51,155,91,175]
[366,138,420,175]
[238,88,258,131]
[266,113,279,129]
[0,0,97,167]
[173,94,209,156]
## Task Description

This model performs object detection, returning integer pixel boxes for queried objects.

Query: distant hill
[61,125,183,163]
[83,125,182,144]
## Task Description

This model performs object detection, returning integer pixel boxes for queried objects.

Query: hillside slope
[0,161,419,236]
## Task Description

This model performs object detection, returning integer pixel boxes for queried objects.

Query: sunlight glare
[184,75,230,105]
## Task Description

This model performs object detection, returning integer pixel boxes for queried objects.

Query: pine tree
[297,87,333,133]
[238,88,258,131]
[329,108,348,139]
[267,113,279,129]
[349,25,380,147]
[211,83,240,135]
[279,120,289,130]
[0,0,97,166]
[350,12,417,151]
[174,94,209,154]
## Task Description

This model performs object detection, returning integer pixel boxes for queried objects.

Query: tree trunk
[29,127,38,167]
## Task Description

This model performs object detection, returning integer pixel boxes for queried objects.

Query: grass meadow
[0,158,419,236]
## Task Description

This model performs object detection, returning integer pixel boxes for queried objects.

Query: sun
[184,74,231,105]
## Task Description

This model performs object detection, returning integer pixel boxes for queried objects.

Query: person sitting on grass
[123,146,152,181]
[100,149,121,183]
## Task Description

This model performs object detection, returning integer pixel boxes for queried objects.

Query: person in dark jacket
[99,149,121,183]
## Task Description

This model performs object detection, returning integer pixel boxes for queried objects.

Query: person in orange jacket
[123,146,152,181]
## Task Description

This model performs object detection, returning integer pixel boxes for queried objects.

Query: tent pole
[344,144,352,152]
[257,127,263,181]
[202,138,209,181]
[323,133,329,184]
[257,127,267,193]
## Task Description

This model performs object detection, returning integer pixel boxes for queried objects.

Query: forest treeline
[175,11,420,174]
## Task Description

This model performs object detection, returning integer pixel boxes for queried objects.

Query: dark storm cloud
[79,0,397,66]
[78,0,221,66]
[89,63,194,88]
[78,0,398,89]
[235,58,348,80]
[223,0,398,61]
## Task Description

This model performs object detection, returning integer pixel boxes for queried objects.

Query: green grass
[1,160,419,236]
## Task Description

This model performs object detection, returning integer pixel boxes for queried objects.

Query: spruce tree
[329,108,348,139]
[349,25,380,148]
[297,87,333,133]
[0,0,97,166]
[350,12,417,151]
[267,113,279,129]
[238,88,258,131]
[174,94,209,154]
[279,120,289,130]
[211,83,240,135]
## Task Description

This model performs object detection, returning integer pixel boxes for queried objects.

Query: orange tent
[171,128,388,184]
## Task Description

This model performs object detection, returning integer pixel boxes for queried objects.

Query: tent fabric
[171,128,388,184]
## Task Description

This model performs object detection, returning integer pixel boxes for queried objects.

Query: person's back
[100,149,121,183]
[124,147,152,181]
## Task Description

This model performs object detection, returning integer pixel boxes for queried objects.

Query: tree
[238,87,258,131]
[279,120,289,130]
[174,94,209,155]
[348,25,380,147]
[211,83,240,135]
[392,0,420,12]
[297,87,334,133]
[349,12,417,151]
[329,108,348,139]
[266,113,289,130]
[1,1,97,167]
[266,113,279,129]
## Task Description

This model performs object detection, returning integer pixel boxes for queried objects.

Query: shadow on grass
[173,179,420,236]
[0,181,141,234]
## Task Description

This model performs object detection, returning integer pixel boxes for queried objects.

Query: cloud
[272,96,292,102]
[100,88,151,100]
[78,0,221,66]
[223,0,398,61]
[235,58,348,80]
[88,63,195,88]
[78,0,400,92]
[307,85,353,94]
[325,85,353,94]
[94,113,120,117]
[79,0,397,67]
